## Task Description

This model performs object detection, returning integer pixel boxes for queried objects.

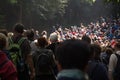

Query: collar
[57,69,88,80]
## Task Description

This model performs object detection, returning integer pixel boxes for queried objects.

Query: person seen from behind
[87,44,109,80]
[108,41,120,80]
[32,37,56,80]
[0,33,18,80]
[8,23,35,80]
[55,39,91,80]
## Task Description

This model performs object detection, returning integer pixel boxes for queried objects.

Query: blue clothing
[116,35,120,39]
[112,25,119,31]
[87,60,109,80]
[57,69,88,80]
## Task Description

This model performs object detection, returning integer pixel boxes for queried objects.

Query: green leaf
[10,0,17,4]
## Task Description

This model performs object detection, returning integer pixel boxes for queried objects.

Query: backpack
[37,51,50,72]
[113,53,120,80]
[88,60,99,80]
[33,49,55,76]
[88,60,109,80]
[9,37,25,72]
[101,53,110,70]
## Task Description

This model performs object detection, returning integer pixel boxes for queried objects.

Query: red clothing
[0,51,18,80]
[111,40,116,48]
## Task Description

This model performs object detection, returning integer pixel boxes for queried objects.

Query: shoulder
[110,53,117,60]
[22,37,29,43]
[2,60,17,80]
[97,62,107,70]
[0,52,17,75]
[34,48,52,54]
[4,60,16,71]
[21,37,30,46]
[46,43,55,48]
[0,51,8,63]
[88,60,107,72]
[115,51,120,56]
[109,53,118,63]
[41,49,53,55]
[57,77,81,80]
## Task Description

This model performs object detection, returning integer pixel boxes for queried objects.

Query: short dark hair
[90,44,101,60]
[105,48,113,55]
[26,30,34,41]
[82,35,91,44]
[13,23,24,34]
[55,39,91,70]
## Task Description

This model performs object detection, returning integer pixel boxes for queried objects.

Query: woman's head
[37,37,48,48]
[0,33,7,50]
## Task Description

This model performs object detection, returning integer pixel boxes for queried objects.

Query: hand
[30,70,35,80]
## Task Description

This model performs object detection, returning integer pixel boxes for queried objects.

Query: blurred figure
[101,47,113,69]
[34,30,40,39]
[33,37,56,80]
[46,32,60,76]
[0,33,18,80]
[108,42,120,80]
[56,39,91,80]
[47,32,60,54]
[9,23,35,80]
[0,29,11,59]
[87,44,109,80]
[26,29,35,43]
[25,29,38,55]
[0,29,8,36]
[41,30,47,39]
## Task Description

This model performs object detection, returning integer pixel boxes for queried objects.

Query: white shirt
[108,51,120,72]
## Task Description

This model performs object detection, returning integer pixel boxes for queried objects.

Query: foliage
[0,0,120,30]
[84,0,96,4]
[9,0,17,4]
[0,0,68,29]
[104,0,120,3]
[32,0,68,20]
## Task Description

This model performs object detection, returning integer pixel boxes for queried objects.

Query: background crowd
[0,17,120,80]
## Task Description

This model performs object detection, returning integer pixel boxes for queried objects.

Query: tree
[104,0,120,3]
[103,0,120,18]
[0,0,17,28]
[0,0,68,29]
[30,0,68,27]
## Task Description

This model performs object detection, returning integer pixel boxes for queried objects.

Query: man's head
[82,35,91,44]
[13,23,24,34]
[49,32,58,43]
[55,39,91,71]
[26,30,34,41]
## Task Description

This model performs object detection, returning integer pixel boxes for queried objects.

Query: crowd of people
[0,17,120,80]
